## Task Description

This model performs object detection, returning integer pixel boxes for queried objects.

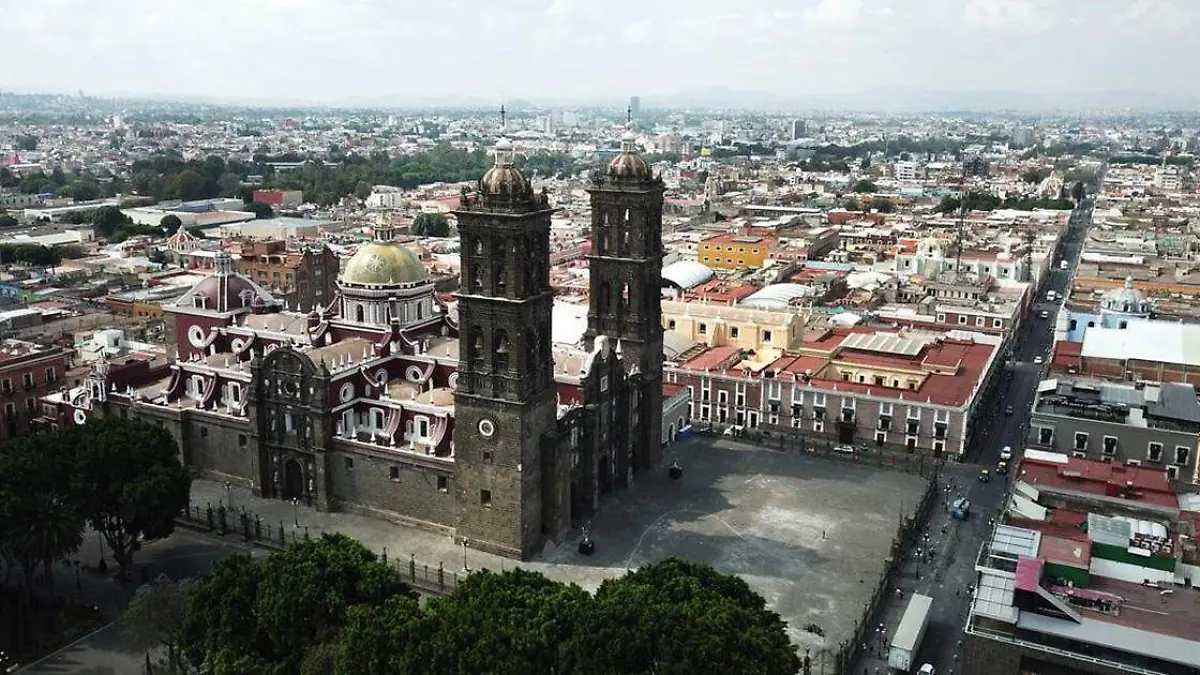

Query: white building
[894,161,918,181]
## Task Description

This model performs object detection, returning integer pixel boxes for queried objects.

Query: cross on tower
[500,104,507,133]
[626,105,632,127]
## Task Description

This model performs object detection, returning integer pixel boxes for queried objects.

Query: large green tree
[182,553,265,674]
[410,212,450,237]
[245,201,275,219]
[124,574,197,671]
[63,417,191,580]
[851,178,877,193]
[581,558,800,675]
[160,214,183,232]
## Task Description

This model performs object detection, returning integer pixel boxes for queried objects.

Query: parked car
[952,498,971,520]
[1000,446,1013,462]
[1033,356,1044,365]
[833,444,856,454]
[919,663,936,675]
[979,468,991,483]
[1005,405,1014,415]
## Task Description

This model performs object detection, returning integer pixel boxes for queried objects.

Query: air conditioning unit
[1126,459,1142,467]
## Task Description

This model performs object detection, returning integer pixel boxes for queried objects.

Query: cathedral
[60,132,669,559]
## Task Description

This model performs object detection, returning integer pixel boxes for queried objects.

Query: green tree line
[936,193,1075,213]
[0,243,61,267]
[156,536,800,675]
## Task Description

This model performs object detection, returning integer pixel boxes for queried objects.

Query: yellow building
[697,234,768,270]
[662,300,806,364]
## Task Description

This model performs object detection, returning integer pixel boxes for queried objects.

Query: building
[791,119,807,140]
[964,451,1200,675]
[629,96,641,118]
[233,239,341,312]
[667,326,1004,457]
[1052,321,1200,387]
[51,136,669,560]
[1026,376,1199,484]
[894,160,918,182]
[0,339,73,445]
[697,234,768,270]
[1155,164,1183,192]
[662,300,807,362]
[252,189,304,209]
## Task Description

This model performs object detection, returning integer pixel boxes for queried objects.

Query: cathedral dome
[479,138,530,196]
[606,130,652,180]
[341,242,430,286]
[1100,276,1152,315]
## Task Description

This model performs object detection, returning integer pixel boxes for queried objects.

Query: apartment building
[697,233,768,270]
[0,339,73,444]
[662,300,806,362]
[666,326,1003,457]
[234,239,340,312]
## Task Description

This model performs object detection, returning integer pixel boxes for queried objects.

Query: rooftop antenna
[500,103,507,135]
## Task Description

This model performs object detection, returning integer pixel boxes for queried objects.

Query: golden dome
[341,242,430,286]
[480,164,530,196]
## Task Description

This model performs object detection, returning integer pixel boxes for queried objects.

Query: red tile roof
[1018,455,1179,509]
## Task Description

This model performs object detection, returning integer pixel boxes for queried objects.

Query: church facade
[54,138,670,559]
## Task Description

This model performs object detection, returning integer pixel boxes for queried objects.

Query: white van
[1046,290,1056,302]
[1060,260,1069,271]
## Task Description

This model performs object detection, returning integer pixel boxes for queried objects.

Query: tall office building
[629,96,641,118]
[791,119,806,140]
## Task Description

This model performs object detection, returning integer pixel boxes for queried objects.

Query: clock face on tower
[478,418,496,438]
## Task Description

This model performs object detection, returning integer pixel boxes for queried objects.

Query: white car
[1000,446,1013,462]
[918,665,936,675]
[1033,356,1044,365]
[833,444,856,454]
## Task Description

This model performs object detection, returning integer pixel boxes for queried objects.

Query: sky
[2,0,1196,105]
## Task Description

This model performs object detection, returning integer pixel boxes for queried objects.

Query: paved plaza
[191,437,927,657]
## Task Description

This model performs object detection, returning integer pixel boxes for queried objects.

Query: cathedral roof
[479,138,531,197]
[341,241,431,286]
[169,250,276,314]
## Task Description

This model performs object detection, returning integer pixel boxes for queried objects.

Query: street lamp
[291,497,299,527]
[224,481,233,513]
[462,539,470,573]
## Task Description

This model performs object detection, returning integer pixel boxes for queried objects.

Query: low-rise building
[697,233,768,270]
[0,339,73,444]
[1026,376,1199,484]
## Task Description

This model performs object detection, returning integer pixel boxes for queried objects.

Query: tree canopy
[410,212,450,237]
[0,212,17,228]
[0,243,61,267]
[851,178,877,194]
[159,214,183,231]
[936,192,1074,214]
[181,546,799,675]
[245,201,275,219]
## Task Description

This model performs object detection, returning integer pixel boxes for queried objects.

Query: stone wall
[328,441,455,534]
[182,411,257,488]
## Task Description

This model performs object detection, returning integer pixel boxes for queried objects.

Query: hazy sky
[2,0,1195,103]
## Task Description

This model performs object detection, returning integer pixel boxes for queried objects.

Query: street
[855,196,1095,675]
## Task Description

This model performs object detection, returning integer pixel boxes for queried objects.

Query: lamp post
[224,480,233,513]
[291,497,299,527]
[462,539,470,573]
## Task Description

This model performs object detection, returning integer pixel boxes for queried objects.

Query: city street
[855,196,1095,675]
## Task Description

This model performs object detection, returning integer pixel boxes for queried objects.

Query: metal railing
[177,503,460,595]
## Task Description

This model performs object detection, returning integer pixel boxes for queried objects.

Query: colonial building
[234,239,341,313]
[47,137,670,560]
[0,339,72,444]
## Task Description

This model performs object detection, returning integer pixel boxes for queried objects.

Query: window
[993,318,1003,329]
[730,326,740,338]
[200,427,208,438]
[344,456,354,471]
[936,313,945,323]
[1039,427,1054,445]
[975,316,985,327]
[483,450,494,464]
[1175,446,1190,466]
[389,466,400,481]
[238,434,247,447]
[1,379,10,393]
[698,323,708,335]
[668,319,676,330]
[1148,442,1164,462]
[813,421,824,433]
[45,367,57,383]
[934,422,947,440]
[1167,465,1180,480]
[762,330,773,343]
[875,431,886,445]
[1073,432,1088,451]
[480,489,492,507]
[1102,436,1117,456]
[22,373,33,388]
[934,441,945,454]
[437,476,448,492]
[958,315,967,325]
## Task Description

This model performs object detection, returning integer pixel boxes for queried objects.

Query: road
[856,196,1096,675]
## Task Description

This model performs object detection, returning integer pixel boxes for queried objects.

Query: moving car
[1039,310,1050,319]
[1000,446,1013,462]
[1005,405,1014,416]
[997,460,1009,475]
[833,444,856,454]
[979,468,991,483]
[952,497,971,520]
[1033,356,1044,365]
[919,664,936,675]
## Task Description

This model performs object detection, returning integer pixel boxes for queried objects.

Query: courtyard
[189,436,927,657]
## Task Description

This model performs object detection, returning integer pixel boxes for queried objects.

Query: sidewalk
[188,478,619,592]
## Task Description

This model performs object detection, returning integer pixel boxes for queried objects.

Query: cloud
[620,20,653,45]
[963,0,1052,33]
[804,0,864,27]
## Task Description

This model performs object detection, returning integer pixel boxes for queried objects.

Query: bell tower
[585,116,666,477]
[452,130,558,558]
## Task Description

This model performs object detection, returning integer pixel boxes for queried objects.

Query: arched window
[355,305,365,323]
[472,268,484,293]
[600,282,612,310]
[415,302,423,320]
[495,262,506,294]
[494,330,510,372]
[469,327,485,363]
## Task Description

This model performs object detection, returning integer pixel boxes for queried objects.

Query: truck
[888,593,933,672]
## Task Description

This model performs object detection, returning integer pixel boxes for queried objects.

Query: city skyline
[4,0,1198,108]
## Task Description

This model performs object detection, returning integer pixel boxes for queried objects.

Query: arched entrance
[283,459,304,500]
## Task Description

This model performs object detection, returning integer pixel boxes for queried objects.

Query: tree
[160,214,183,232]
[410,212,450,237]
[851,178,877,193]
[1020,168,1049,184]
[582,558,800,675]
[0,213,17,228]
[843,197,862,211]
[124,575,197,671]
[64,417,191,580]
[91,205,133,237]
[1071,181,1086,204]
[15,135,38,151]
[335,597,424,675]
[245,201,274,219]
[869,196,895,213]
[354,180,373,201]
[182,553,264,673]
